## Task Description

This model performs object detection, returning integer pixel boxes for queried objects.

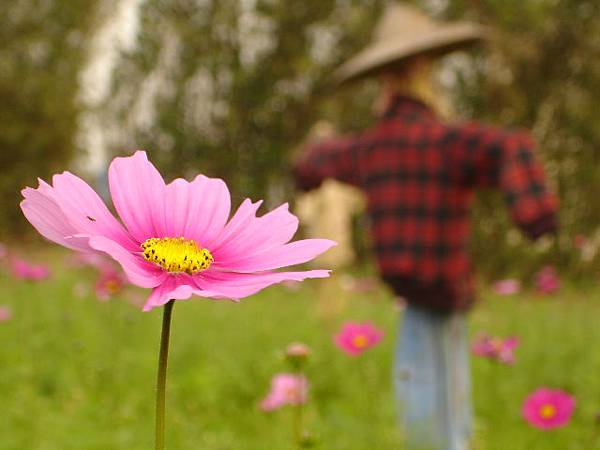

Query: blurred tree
[0,0,101,236]
[105,0,384,205]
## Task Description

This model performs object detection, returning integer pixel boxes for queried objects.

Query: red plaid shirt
[293,96,558,311]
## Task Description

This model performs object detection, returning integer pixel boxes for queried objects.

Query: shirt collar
[382,95,436,120]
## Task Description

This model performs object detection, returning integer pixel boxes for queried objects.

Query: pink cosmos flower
[10,257,50,281]
[534,266,560,295]
[522,388,575,430]
[20,151,335,311]
[0,306,12,322]
[334,321,384,356]
[472,335,519,364]
[260,373,308,411]
[492,279,521,296]
[95,267,126,301]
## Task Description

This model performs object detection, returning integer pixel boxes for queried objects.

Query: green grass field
[1,251,599,450]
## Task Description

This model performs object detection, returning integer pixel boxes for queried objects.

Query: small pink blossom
[492,279,521,296]
[95,268,126,301]
[260,373,308,411]
[10,257,50,281]
[334,321,384,356]
[0,306,12,322]
[472,335,519,364]
[522,388,575,430]
[534,266,560,295]
[0,243,7,259]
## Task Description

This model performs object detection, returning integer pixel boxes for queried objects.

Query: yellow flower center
[490,338,503,352]
[285,386,301,401]
[141,237,213,274]
[353,334,368,349]
[104,279,121,294]
[540,404,557,419]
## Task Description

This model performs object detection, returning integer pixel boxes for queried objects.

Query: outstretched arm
[292,135,360,191]
[455,123,559,239]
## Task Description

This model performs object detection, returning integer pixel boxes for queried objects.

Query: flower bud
[286,342,310,369]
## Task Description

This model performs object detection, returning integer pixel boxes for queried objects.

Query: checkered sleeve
[293,135,360,191]
[458,123,559,239]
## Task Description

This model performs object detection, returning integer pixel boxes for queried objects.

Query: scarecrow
[293,3,558,450]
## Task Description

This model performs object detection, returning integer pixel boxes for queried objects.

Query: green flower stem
[293,400,304,449]
[292,364,305,450]
[155,300,175,450]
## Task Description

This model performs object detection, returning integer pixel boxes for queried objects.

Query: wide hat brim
[332,23,487,85]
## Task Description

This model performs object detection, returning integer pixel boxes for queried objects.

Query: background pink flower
[0,306,12,322]
[10,257,50,281]
[20,151,335,311]
[492,279,521,296]
[522,388,575,430]
[260,373,308,411]
[94,267,126,301]
[334,321,384,356]
[534,266,560,295]
[472,335,519,364]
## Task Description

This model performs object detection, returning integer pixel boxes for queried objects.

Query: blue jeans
[394,305,472,450]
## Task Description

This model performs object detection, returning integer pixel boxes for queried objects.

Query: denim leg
[394,305,472,450]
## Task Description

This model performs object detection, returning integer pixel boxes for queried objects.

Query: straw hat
[333,2,486,84]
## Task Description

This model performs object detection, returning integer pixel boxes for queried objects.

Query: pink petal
[21,186,89,251]
[265,373,308,407]
[212,199,262,246]
[212,202,298,260]
[260,395,283,411]
[51,172,138,251]
[214,239,336,272]
[362,323,385,343]
[87,235,166,288]
[503,337,519,350]
[165,175,231,247]
[142,268,330,311]
[108,151,167,242]
[142,275,227,312]
[143,277,194,311]
[194,269,331,299]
